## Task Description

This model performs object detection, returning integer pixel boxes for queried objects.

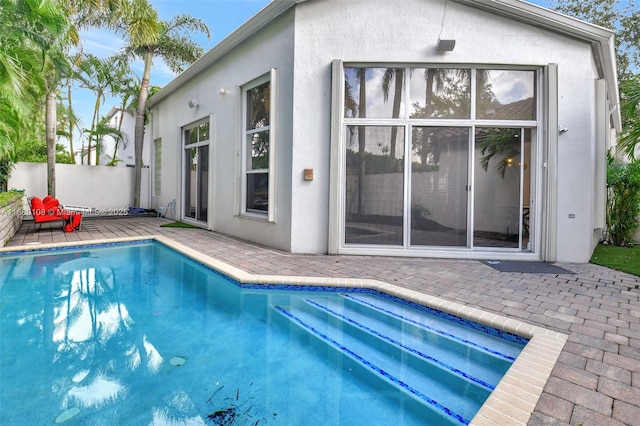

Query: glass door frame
[182,118,210,226]
[333,62,542,257]
[470,126,534,252]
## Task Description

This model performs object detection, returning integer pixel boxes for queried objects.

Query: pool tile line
[0,236,154,256]
[3,234,570,426]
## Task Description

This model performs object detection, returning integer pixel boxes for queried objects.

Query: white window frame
[182,118,210,224]
[153,138,162,197]
[332,62,543,259]
[241,69,277,222]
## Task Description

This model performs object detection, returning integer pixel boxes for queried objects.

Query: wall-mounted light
[219,88,229,95]
[436,39,456,52]
[188,99,199,108]
[558,125,569,134]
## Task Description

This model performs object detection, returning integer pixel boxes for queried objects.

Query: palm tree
[115,0,210,207]
[75,54,132,165]
[0,0,70,165]
[45,0,126,187]
[56,84,81,164]
[92,120,125,166]
[41,7,81,195]
[618,76,640,159]
[381,68,405,161]
[357,68,367,215]
[105,78,138,166]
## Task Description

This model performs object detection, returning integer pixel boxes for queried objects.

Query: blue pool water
[0,241,527,425]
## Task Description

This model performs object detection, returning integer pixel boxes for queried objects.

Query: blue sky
[72,0,552,147]
[73,0,272,143]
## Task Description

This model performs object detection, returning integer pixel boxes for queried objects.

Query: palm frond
[617,78,640,159]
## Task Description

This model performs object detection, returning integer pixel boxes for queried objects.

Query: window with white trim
[153,138,161,196]
[242,74,273,217]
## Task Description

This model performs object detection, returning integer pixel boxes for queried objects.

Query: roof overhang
[147,0,621,131]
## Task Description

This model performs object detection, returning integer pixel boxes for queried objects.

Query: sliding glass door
[473,128,531,249]
[345,126,404,245]
[410,127,468,247]
[342,66,537,253]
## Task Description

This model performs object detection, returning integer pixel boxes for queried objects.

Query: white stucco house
[99,107,150,168]
[146,0,621,263]
[74,107,149,168]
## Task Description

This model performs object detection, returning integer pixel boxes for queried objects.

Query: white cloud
[488,70,534,105]
[78,29,124,58]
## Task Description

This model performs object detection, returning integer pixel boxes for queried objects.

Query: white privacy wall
[290,0,604,261]
[8,162,150,212]
[150,10,296,251]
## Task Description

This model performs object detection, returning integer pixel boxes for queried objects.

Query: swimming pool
[0,239,564,425]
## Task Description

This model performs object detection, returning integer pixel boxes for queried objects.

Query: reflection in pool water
[0,242,526,425]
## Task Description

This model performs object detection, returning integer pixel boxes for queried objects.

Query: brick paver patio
[5,217,640,425]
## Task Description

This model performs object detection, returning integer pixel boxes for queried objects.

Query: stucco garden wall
[8,162,151,213]
[0,193,24,248]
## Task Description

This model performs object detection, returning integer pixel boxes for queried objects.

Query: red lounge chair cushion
[43,197,60,212]
[30,197,64,223]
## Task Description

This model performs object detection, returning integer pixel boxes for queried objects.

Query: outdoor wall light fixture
[436,39,456,52]
[219,88,229,95]
[188,99,199,108]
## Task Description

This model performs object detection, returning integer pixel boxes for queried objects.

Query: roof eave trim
[453,0,615,40]
[148,0,303,107]
[454,0,620,131]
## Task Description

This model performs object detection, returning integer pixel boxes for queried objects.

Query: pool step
[307,296,511,388]
[341,293,524,362]
[273,298,499,425]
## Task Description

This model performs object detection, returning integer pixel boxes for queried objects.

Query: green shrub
[0,188,24,203]
[606,157,640,246]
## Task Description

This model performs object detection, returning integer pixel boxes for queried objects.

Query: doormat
[482,260,574,274]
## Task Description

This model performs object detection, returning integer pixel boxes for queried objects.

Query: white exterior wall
[290,0,605,261]
[151,11,295,251]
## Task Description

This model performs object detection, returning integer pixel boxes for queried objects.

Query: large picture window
[343,66,537,252]
[242,73,275,217]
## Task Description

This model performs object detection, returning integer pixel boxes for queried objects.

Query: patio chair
[29,196,65,232]
[157,199,176,219]
[29,196,83,233]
